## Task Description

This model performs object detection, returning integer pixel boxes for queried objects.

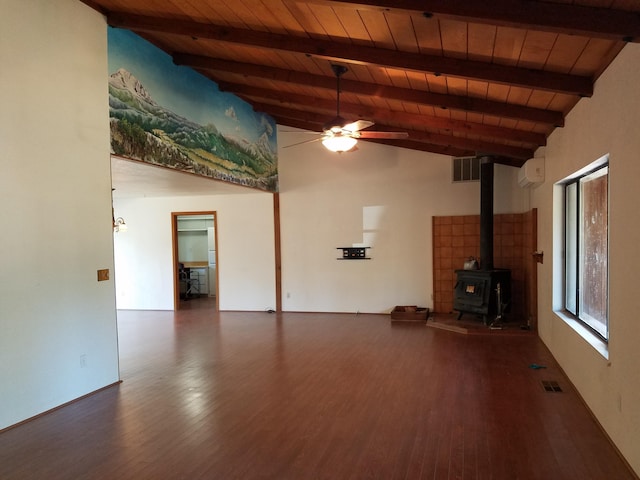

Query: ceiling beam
[79,0,108,15]
[267,105,534,159]
[401,130,533,160]
[363,137,523,167]
[173,53,565,126]
[231,88,546,147]
[314,0,640,43]
[107,12,593,96]
[251,100,545,147]
[276,117,475,157]
[366,138,476,159]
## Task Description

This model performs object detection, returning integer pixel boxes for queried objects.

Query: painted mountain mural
[108,67,278,191]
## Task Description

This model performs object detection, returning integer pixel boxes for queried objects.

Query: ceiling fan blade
[323,115,350,133]
[343,120,374,132]
[358,131,409,139]
[282,137,323,148]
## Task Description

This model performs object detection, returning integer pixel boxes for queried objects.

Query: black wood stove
[453,158,511,324]
[454,268,511,324]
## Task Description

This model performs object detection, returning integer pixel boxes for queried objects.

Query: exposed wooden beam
[174,52,564,126]
[273,192,282,314]
[364,137,523,167]
[79,0,108,15]
[277,116,524,164]
[390,130,533,160]
[367,138,475,158]
[107,12,593,96]
[277,117,474,157]
[315,0,640,43]
[367,138,478,159]
[270,108,534,160]
[244,97,546,147]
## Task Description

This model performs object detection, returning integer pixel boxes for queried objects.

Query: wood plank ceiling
[83,0,640,167]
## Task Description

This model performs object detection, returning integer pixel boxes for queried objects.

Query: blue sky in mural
[107,28,276,150]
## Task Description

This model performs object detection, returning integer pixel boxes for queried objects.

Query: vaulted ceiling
[83,0,640,167]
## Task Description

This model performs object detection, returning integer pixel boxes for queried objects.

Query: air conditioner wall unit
[518,157,545,188]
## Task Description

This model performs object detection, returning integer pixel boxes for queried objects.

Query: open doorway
[172,211,218,311]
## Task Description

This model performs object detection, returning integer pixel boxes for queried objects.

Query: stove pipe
[479,157,494,270]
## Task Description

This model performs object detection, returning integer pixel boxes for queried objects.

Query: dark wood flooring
[0,304,635,479]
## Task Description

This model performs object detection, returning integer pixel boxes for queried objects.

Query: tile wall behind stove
[432,210,537,326]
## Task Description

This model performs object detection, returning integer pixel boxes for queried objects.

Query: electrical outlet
[80,354,87,368]
[97,269,109,281]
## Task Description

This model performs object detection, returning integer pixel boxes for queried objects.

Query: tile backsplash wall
[433,210,537,325]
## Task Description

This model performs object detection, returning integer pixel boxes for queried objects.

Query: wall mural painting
[107,28,278,192]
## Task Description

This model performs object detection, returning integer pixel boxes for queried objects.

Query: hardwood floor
[0,307,635,479]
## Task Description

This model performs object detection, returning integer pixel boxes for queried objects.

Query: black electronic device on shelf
[337,247,371,260]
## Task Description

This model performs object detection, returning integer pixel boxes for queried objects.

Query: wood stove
[454,269,511,324]
[453,157,511,324]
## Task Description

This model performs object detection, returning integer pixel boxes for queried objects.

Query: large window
[564,163,609,340]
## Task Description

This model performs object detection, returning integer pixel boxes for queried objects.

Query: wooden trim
[273,193,282,313]
[171,212,180,310]
[171,211,218,311]
[212,212,219,312]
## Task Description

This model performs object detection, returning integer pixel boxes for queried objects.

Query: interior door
[172,211,218,310]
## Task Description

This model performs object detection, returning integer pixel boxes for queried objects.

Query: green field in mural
[108,28,278,192]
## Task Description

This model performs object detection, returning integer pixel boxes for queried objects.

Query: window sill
[554,310,609,360]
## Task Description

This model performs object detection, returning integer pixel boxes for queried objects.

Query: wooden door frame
[171,211,219,311]
[273,192,282,313]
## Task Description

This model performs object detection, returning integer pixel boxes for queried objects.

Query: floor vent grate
[542,380,562,392]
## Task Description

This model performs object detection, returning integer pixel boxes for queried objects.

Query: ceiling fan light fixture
[322,135,357,153]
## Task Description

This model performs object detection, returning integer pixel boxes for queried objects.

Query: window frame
[563,160,610,342]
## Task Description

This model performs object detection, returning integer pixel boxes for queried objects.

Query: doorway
[172,211,218,311]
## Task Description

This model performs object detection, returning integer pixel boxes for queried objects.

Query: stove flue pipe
[479,156,494,270]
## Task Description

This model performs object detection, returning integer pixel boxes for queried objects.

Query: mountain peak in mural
[108,68,278,192]
[110,68,156,107]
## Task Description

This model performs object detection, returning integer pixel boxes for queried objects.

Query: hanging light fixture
[112,205,127,233]
[111,189,127,233]
[322,134,358,153]
[113,216,127,233]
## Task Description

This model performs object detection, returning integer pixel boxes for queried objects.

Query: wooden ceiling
[83,0,640,167]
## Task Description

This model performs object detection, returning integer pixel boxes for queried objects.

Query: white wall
[0,0,119,429]
[532,43,640,474]
[278,135,525,313]
[113,137,526,315]
[113,192,276,311]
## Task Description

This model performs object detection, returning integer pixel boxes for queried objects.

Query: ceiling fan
[284,64,409,153]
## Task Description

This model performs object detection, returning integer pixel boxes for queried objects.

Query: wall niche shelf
[337,247,371,260]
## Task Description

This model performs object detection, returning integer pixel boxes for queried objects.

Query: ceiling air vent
[453,156,480,183]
